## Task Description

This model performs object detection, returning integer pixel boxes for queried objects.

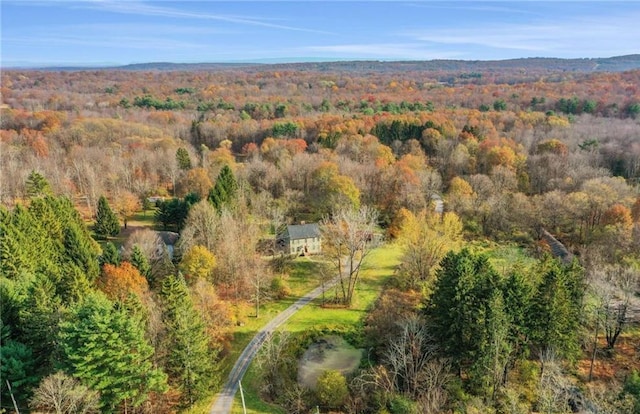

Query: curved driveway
[210,278,338,414]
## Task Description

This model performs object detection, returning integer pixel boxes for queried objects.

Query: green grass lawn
[468,240,537,275]
[227,244,402,414]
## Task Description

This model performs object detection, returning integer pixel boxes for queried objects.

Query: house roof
[541,229,572,264]
[157,231,180,246]
[284,223,320,240]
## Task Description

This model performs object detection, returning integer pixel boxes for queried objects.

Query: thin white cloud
[4,35,204,50]
[404,2,542,16]
[75,0,333,34]
[58,22,239,35]
[404,10,640,57]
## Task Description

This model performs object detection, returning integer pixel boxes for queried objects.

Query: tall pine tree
[58,292,167,412]
[176,147,192,170]
[94,196,120,238]
[425,249,502,377]
[25,171,52,198]
[528,258,584,361]
[208,165,237,211]
[130,245,151,280]
[161,275,218,406]
[100,242,121,266]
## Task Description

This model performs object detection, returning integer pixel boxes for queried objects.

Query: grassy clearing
[228,244,402,414]
[92,209,159,250]
[285,244,401,334]
[468,240,537,275]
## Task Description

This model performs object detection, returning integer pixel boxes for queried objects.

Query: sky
[1,0,640,66]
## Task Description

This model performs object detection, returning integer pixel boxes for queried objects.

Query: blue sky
[2,1,639,66]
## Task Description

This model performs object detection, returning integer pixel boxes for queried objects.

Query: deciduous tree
[178,245,216,283]
[396,209,463,290]
[30,372,100,414]
[316,370,349,410]
[98,262,149,302]
[321,206,378,306]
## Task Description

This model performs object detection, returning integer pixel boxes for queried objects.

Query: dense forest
[1,62,640,413]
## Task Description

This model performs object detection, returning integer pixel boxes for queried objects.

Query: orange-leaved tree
[99,262,149,302]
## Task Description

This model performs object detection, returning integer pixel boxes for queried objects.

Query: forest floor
[577,330,640,383]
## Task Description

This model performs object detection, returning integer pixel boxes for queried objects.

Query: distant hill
[115,62,263,71]
[18,54,640,73]
[262,55,640,73]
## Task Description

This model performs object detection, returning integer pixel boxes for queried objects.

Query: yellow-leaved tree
[178,245,216,284]
[396,208,463,291]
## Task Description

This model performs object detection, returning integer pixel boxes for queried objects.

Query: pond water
[297,335,363,389]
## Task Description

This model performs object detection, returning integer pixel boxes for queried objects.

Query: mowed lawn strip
[231,244,402,414]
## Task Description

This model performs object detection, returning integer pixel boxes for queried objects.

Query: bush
[388,394,418,414]
[623,370,640,414]
[315,370,349,409]
[270,276,291,299]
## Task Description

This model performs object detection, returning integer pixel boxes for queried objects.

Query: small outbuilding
[277,223,321,255]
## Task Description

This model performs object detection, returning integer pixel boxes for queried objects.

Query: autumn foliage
[99,262,149,301]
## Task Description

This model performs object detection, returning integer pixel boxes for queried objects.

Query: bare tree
[589,263,640,354]
[321,206,378,306]
[30,372,100,414]
[602,265,639,350]
[213,209,261,300]
[537,349,571,414]
[250,259,273,318]
[254,331,293,401]
[384,317,437,398]
[177,200,219,252]
[124,228,162,262]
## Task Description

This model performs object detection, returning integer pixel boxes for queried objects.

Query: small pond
[297,335,363,389]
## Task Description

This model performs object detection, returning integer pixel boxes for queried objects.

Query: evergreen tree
[176,147,192,170]
[425,249,502,376]
[100,242,121,266]
[208,165,237,211]
[130,245,151,279]
[1,325,39,410]
[64,222,100,281]
[94,196,120,238]
[470,289,512,399]
[161,275,217,406]
[18,274,62,373]
[25,170,52,198]
[503,270,533,359]
[58,292,167,411]
[155,195,198,232]
[528,258,584,361]
[1,204,45,279]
